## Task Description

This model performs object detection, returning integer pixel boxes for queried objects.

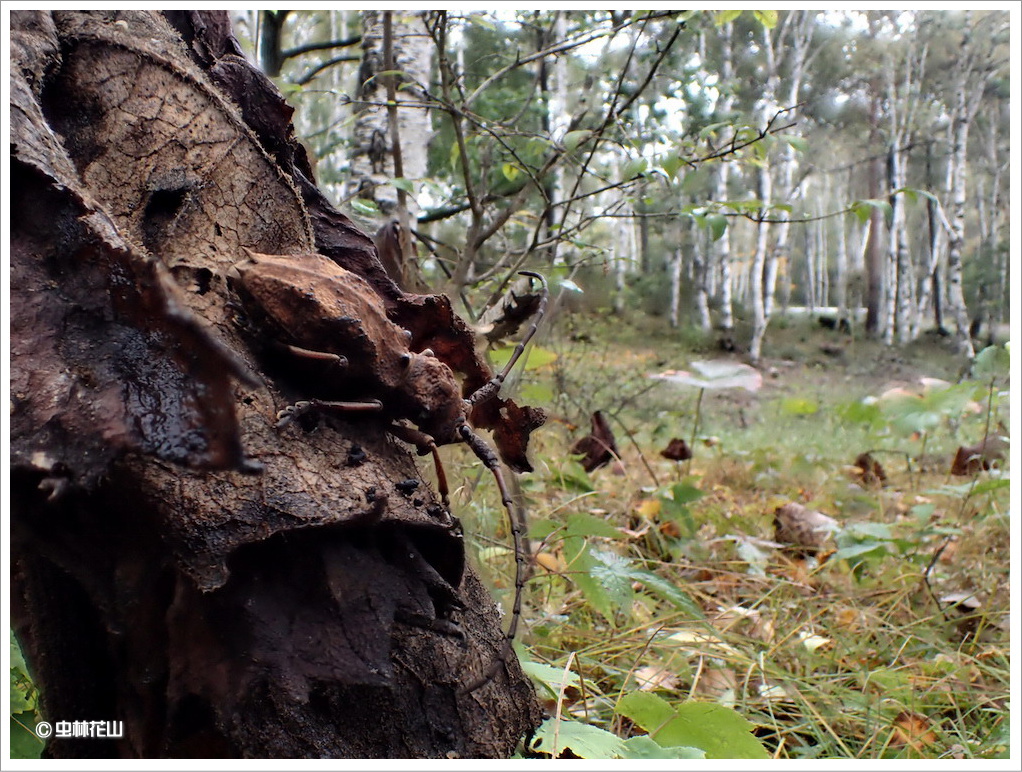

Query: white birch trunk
[693,218,712,331]
[350,11,431,217]
[944,16,989,358]
[749,164,772,363]
[669,248,683,329]
[714,21,736,334]
[835,205,848,323]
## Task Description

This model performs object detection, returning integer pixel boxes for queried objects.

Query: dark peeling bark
[9,9,541,758]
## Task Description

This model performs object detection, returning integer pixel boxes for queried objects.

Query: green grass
[456,310,1010,759]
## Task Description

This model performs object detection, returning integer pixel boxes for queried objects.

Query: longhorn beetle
[229,250,547,693]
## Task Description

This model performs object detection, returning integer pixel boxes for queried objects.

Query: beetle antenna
[457,424,527,694]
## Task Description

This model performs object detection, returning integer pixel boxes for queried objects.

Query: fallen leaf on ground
[891,711,937,749]
[773,502,840,556]
[660,438,692,461]
[633,665,680,692]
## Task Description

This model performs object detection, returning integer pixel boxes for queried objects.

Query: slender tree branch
[281,35,362,60]
[294,54,360,86]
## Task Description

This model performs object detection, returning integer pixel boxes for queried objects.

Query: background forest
[9,7,1013,762]
[237,8,1010,361]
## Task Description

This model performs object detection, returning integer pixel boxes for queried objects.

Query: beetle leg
[276,398,383,428]
[466,271,548,409]
[456,423,528,694]
[388,423,449,506]
[279,343,348,371]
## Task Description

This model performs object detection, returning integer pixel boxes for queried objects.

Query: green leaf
[556,460,595,493]
[785,136,809,154]
[881,383,976,435]
[390,176,416,194]
[843,522,893,540]
[661,153,684,179]
[713,9,743,26]
[622,158,649,179]
[528,518,560,540]
[736,538,771,577]
[561,542,619,622]
[350,198,380,216]
[616,691,678,731]
[698,121,734,139]
[501,162,521,183]
[832,542,890,562]
[521,661,585,698]
[629,567,703,617]
[752,9,778,28]
[973,344,1010,379]
[837,399,884,427]
[969,477,1010,496]
[670,482,704,505]
[531,718,626,759]
[658,702,771,759]
[563,130,592,153]
[621,735,705,759]
[850,198,892,224]
[586,549,635,608]
[10,715,45,760]
[705,213,728,242]
[10,630,36,714]
[565,511,623,540]
[781,397,818,416]
[894,186,939,205]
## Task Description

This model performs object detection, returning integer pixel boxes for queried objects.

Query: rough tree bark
[10,9,541,759]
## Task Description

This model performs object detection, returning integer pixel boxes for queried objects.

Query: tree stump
[10,9,541,758]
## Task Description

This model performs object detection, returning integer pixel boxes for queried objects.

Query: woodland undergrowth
[459,312,1011,760]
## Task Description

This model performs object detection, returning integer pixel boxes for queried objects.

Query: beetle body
[230,251,464,443]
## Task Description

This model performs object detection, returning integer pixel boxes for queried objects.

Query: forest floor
[455,310,1011,760]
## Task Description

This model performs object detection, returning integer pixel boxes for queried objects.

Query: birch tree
[942,12,1006,357]
[350,11,432,211]
[882,32,926,344]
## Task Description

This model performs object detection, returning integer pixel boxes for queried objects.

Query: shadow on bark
[9,9,541,758]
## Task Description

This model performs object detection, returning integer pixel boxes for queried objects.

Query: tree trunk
[748,164,771,364]
[713,21,736,336]
[692,217,712,332]
[10,9,540,760]
[668,248,683,329]
[258,10,290,77]
[350,11,432,290]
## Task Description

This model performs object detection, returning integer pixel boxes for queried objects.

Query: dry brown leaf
[659,521,681,539]
[937,537,959,564]
[660,437,692,461]
[773,502,839,556]
[891,710,937,749]
[950,435,1007,475]
[534,551,565,574]
[693,667,737,704]
[852,452,887,486]
[833,606,865,632]
[712,605,775,644]
[570,410,618,472]
[633,665,679,692]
